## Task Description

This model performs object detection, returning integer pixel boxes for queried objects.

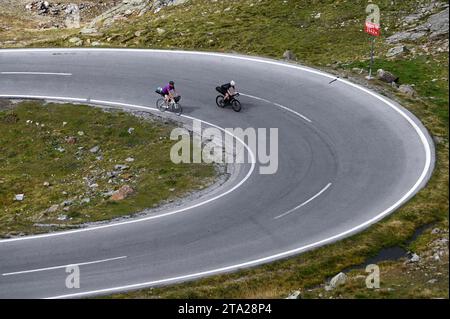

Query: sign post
[364,2,381,80]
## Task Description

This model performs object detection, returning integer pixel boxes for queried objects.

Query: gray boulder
[407,252,420,263]
[387,7,449,43]
[283,50,297,61]
[377,69,399,83]
[386,45,409,57]
[386,31,426,44]
[325,272,347,290]
[329,272,347,288]
[428,8,449,39]
[286,290,301,299]
[398,84,417,97]
[90,146,100,153]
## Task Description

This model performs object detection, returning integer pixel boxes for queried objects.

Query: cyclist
[161,81,179,105]
[217,80,237,104]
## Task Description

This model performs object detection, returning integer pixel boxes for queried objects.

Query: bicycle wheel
[231,99,242,112]
[156,98,166,112]
[173,102,182,116]
[216,95,225,108]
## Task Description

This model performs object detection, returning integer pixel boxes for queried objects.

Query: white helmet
[230,80,236,86]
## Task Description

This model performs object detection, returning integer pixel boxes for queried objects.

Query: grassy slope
[0,101,215,237]
[3,0,449,298]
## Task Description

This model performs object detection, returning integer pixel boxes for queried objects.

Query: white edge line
[1,72,72,76]
[0,49,433,299]
[2,256,127,276]
[241,93,312,123]
[274,182,332,220]
[0,94,256,243]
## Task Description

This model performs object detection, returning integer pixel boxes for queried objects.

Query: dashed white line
[2,256,127,276]
[274,183,332,220]
[241,93,312,123]
[1,72,72,76]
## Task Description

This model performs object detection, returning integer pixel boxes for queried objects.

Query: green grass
[0,100,216,237]
[347,54,449,126]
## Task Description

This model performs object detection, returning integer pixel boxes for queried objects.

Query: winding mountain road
[0,49,434,298]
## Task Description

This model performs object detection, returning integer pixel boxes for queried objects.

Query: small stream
[343,223,432,273]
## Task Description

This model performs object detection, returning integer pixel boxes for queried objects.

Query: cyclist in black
[216,80,237,104]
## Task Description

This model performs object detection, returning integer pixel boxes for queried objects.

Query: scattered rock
[61,200,73,207]
[46,204,59,213]
[102,190,115,198]
[77,131,85,136]
[387,8,449,44]
[43,181,50,187]
[65,136,77,144]
[107,171,119,178]
[65,4,80,29]
[407,252,420,263]
[14,194,25,201]
[125,157,135,162]
[156,27,166,35]
[68,36,82,44]
[386,45,409,58]
[386,31,426,44]
[110,185,135,201]
[283,50,296,61]
[128,127,135,134]
[431,228,441,234]
[114,164,129,171]
[328,272,347,289]
[90,145,100,153]
[377,69,399,83]
[57,214,68,221]
[286,290,301,299]
[398,84,417,97]
[428,7,449,39]
[81,197,91,204]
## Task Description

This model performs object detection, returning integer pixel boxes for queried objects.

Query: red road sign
[365,21,381,36]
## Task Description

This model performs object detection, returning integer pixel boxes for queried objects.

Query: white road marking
[241,93,312,123]
[2,256,127,276]
[1,72,72,76]
[274,183,332,220]
[0,49,434,299]
[0,94,256,243]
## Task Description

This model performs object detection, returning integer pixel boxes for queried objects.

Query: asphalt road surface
[0,49,434,298]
